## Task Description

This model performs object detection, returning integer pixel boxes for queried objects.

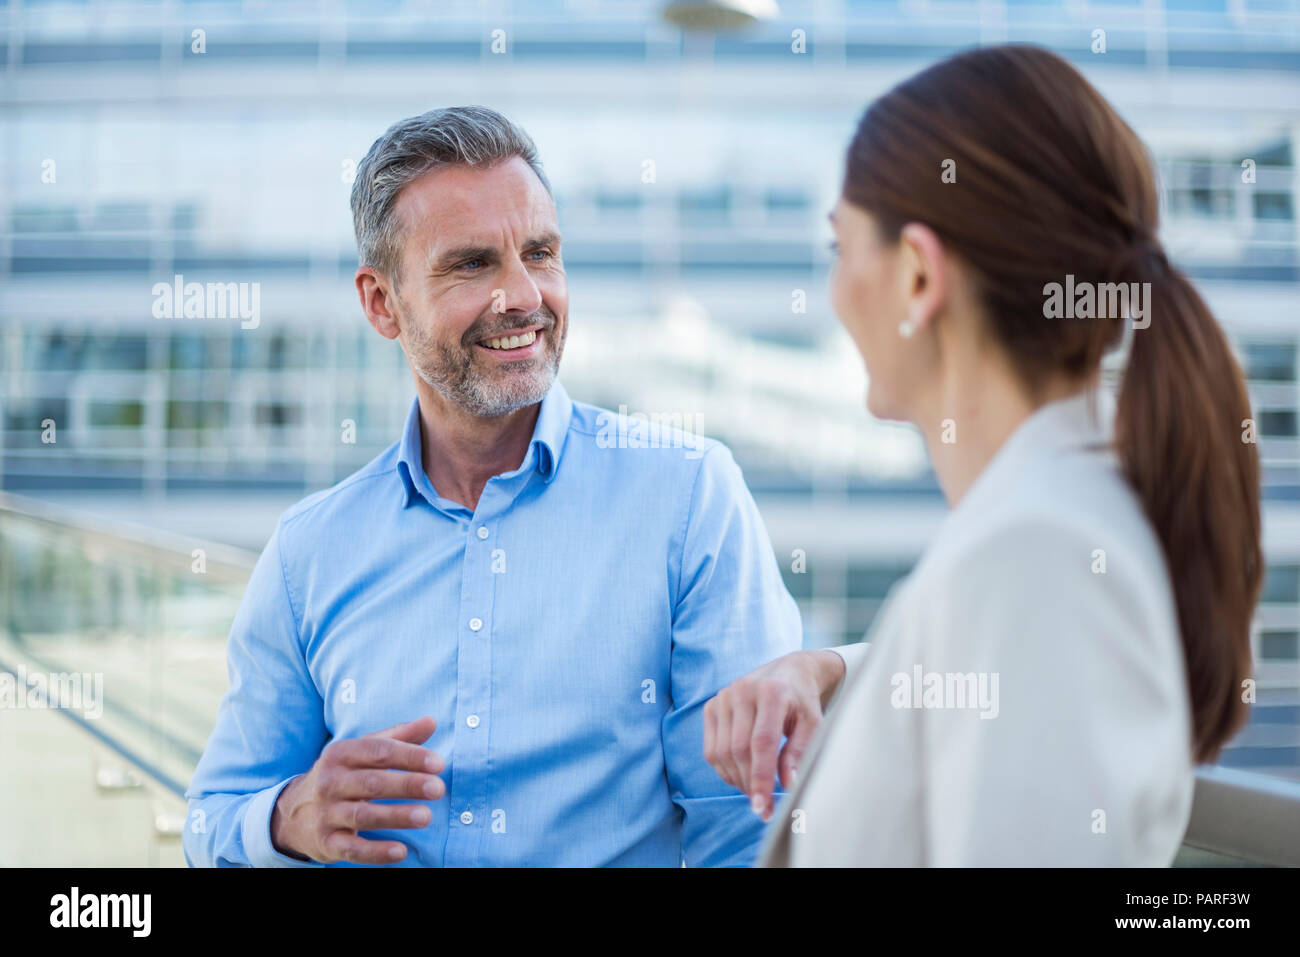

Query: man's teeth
[483,330,538,351]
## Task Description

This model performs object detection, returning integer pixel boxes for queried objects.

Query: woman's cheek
[829,263,853,329]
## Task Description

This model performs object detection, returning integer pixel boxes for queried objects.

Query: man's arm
[183,520,330,867]
[662,444,803,867]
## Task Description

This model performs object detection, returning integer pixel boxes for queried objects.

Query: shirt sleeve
[183,519,331,867]
[662,444,804,867]
[918,518,1193,865]
[829,641,871,689]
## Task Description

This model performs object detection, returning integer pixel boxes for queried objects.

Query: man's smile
[473,325,546,358]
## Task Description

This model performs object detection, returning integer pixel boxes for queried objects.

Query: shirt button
[476,526,489,539]
[466,714,480,728]
[460,811,474,825]
[469,617,483,632]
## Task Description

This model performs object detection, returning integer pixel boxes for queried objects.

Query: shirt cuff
[243,776,326,868]
[828,641,870,691]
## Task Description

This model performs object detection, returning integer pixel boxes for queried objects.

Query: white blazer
[760,389,1196,866]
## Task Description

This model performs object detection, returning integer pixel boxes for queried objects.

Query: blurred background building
[1,0,1298,865]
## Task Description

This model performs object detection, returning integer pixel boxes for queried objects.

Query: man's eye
[529,249,553,261]
[460,259,484,271]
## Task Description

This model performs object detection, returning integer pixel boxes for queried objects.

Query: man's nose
[492,256,543,315]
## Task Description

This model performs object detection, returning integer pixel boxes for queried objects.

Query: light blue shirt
[184,379,801,867]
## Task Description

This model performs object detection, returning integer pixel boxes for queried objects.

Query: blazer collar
[946,386,1116,529]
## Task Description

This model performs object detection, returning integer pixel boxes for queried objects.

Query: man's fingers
[337,737,445,774]
[748,693,786,818]
[326,768,446,802]
[324,800,433,833]
[712,702,739,789]
[727,696,757,795]
[365,716,437,745]
[777,702,820,790]
[322,830,410,865]
[703,700,722,778]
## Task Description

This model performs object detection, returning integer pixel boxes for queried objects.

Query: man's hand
[270,716,446,864]
[703,650,846,821]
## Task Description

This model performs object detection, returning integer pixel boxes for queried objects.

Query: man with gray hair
[184,106,851,867]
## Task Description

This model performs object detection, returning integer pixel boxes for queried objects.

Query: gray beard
[404,313,565,418]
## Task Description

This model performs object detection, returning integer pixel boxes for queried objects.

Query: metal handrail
[0,490,256,586]
[1183,765,1300,866]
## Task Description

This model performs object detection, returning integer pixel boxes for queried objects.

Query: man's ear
[897,222,949,335]
[356,267,402,341]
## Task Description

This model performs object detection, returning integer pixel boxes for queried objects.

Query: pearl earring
[899,318,916,339]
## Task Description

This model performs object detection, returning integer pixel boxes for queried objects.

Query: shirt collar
[397,379,573,509]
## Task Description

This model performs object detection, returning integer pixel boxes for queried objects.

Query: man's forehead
[397,158,557,244]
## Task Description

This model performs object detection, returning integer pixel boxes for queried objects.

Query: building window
[1243,341,1296,382]
[846,562,913,599]
[1259,410,1298,438]
[89,401,144,428]
[1260,630,1299,662]
[677,186,731,225]
[780,561,813,601]
[1261,565,1300,604]
[255,402,298,427]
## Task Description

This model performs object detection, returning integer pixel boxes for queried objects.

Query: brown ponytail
[1117,248,1262,762]
[842,44,1262,762]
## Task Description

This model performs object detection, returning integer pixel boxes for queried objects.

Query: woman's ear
[897,222,949,335]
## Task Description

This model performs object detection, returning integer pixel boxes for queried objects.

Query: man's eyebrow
[427,233,561,272]
[429,244,497,272]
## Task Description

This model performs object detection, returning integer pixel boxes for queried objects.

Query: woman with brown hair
[706,43,1262,865]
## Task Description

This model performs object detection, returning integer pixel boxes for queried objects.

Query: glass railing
[0,491,252,866]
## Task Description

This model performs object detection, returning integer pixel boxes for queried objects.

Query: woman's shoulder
[898,446,1180,658]
[926,444,1166,586]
